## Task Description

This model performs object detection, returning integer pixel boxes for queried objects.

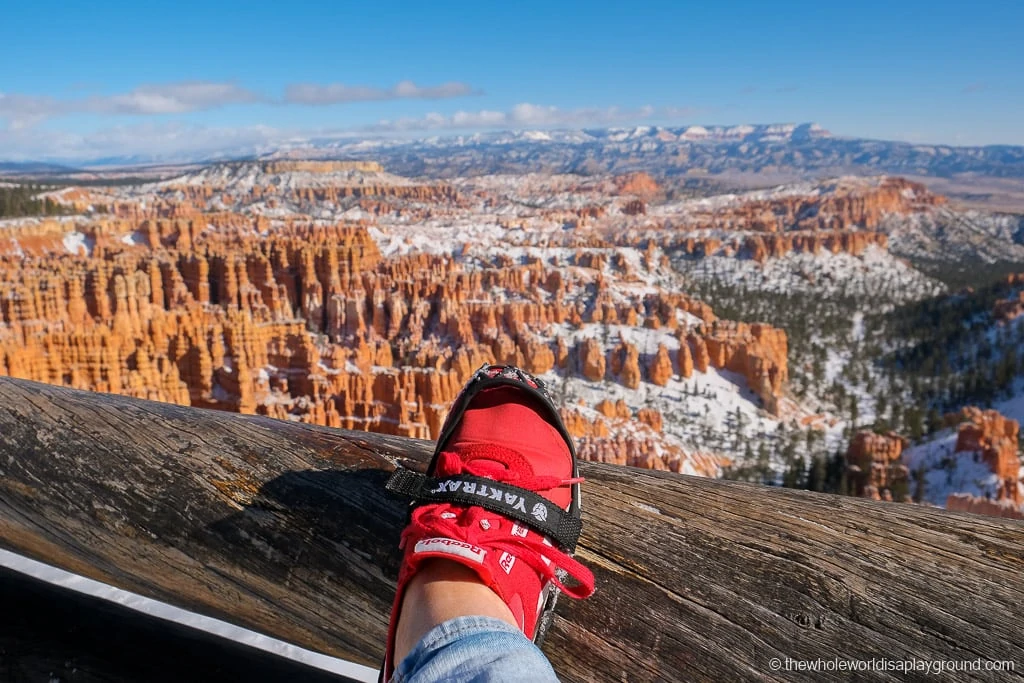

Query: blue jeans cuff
[392,616,559,683]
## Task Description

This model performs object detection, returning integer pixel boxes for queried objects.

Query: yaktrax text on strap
[386,468,583,552]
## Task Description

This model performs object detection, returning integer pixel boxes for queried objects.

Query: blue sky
[1,0,1021,160]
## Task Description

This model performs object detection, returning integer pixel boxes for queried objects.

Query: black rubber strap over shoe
[386,468,583,552]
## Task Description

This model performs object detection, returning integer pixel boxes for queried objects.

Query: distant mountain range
[0,161,80,176]
[3,123,1024,181]
[280,124,1024,180]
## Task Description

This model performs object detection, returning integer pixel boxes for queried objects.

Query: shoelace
[400,447,595,600]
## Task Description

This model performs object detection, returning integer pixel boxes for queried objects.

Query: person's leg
[381,365,596,682]
[392,615,558,683]
[393,559,516,661]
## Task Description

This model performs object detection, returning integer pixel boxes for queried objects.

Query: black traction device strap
[386,468,582,552]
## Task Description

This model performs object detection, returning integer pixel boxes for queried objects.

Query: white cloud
[365,103,691,132]
[0,82,262,127]
[284,80,478,105]
[452,109,507,127]
[510,103,560,125]
[0,93,63,129]
[95,82,262,114]
[0,121,284,162]
[0,80,479,127]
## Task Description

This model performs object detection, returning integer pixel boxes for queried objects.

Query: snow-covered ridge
[903,430,1024,508]
[0,214,82,230]
[264,122,831,158]
[251,124,1024,184]
[651,177,868,216]
[154,160,416,192]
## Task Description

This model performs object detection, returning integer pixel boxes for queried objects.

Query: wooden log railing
[1,377,1022,682]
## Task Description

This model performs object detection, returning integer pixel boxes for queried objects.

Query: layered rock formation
[648,345,673,386]
[947,407,1021,505]
[847,431,910,502]
[1,218,789,447]
[742,231,889,263]
[993,274,1024,322]
[945,494,1024,520]
[610,341,642,390]
[613,172,659,200]
[675,177,944,234]
[615,176,946,265]
[703,322,788,412]
[847,407,1022,513]
[1,161,818,480]
[579,338,606,381]
[160,182,461,208]
[148,161,462,213]
[259,161,385,174]
[559,402,720,476]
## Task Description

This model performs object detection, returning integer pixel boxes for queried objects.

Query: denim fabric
[391,616,559,683]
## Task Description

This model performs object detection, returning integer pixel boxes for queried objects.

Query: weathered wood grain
[1,377,1022,682]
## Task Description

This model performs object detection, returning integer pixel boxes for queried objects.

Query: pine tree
[906,406,924,441]
[783,456,806,489]
[912,465,928,504]
[825,451,849,495]
[756,442,771,484]
[806,455,827,492]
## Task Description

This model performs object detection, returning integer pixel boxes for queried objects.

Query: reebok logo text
[413,537,487,564]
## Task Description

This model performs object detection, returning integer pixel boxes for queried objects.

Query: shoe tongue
[449,387,564,460]
[445,386,572,509]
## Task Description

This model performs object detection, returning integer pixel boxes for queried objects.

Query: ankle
[393,559,517,664]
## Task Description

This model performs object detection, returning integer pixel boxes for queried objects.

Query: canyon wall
[847,407,1022,510]
[847,431,910,502]
[1,214,789,454]
[4,168,953,478]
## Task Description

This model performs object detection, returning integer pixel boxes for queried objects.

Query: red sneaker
[382,365,595,679]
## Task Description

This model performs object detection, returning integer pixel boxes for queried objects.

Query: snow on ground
[995,378,1024,426]
[150,161,414,192]
[650,176,897,219]
[535,322,782,472]
[349,178,882,474]
[370,217,514,258]
[358,199,796,470]
[884,208,1024,264]
[453,174,611,211]
[63,230,91,255]
[677,245,944,303]
[850,312,865,341]
[902,431,1008,508]
[651,181,822,217]
[0,215,81,230]
[121,230,146,245]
